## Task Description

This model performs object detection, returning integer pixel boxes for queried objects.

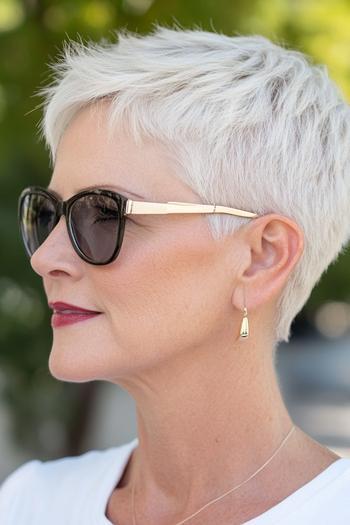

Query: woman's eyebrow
[82,184,145,199]
[46,184,145,200]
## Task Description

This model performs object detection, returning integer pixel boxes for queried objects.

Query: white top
[1,436,350,524]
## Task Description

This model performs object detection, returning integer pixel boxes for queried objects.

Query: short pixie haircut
[35,23,350,345]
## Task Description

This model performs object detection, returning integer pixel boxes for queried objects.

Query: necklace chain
[131,424,296,525]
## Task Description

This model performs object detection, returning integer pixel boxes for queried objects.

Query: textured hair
[35,23,350,345]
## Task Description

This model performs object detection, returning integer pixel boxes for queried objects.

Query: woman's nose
[30,215,83,279]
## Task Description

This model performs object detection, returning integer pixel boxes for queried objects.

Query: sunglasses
[18,186,259,265]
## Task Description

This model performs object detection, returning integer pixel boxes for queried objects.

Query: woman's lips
[51,311,102,328]
[48,302,103,328]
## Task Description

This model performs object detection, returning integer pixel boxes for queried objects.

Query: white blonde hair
[35,23,350,345]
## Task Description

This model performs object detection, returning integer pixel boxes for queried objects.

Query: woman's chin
[48,350,91,382]
[47,341,110,382]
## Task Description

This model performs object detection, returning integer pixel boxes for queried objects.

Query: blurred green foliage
[0,0,350,458]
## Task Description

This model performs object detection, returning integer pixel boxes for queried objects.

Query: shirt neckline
[97,438,350,525]
[98,438,139,524]
[243,455,350,524]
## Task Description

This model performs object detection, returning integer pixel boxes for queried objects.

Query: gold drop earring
[240,306,249,338]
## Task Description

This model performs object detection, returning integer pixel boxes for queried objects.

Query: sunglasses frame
[18,185,259,266]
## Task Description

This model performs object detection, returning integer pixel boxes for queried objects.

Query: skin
[30,100,340,525]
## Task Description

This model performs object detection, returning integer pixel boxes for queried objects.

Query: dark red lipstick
[48,302,102,328]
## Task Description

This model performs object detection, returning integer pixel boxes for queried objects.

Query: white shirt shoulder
[0,440,137,525]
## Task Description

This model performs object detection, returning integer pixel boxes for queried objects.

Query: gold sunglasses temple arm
[125,200,258,219]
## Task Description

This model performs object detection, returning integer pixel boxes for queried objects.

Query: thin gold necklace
[131,424,296,525]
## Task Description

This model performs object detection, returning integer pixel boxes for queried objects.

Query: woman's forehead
[51,103,199,203]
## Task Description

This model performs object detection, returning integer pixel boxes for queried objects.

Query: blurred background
[1,0,350,482]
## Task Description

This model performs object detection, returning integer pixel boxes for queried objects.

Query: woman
[1,24,350,525]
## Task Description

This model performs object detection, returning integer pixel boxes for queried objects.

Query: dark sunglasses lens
[19,192,57,256]
[70,194,121,263]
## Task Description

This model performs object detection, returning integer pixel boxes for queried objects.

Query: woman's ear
[231,213,305,313]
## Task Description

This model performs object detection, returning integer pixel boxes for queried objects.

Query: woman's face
[30,101,241,387]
